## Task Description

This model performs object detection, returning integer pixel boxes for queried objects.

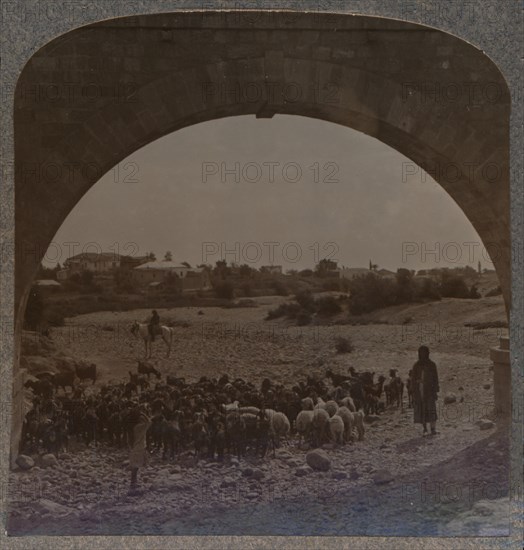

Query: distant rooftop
[134,260,200,271]
[67,252,122,262]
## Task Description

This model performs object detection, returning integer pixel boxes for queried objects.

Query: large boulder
[444,393,457,404]
[295,466,312,477]
[41,453,59,468]
[476,418,495,430]
[16,455,34,470]
[372,469,394,485]
[306,449,331,472]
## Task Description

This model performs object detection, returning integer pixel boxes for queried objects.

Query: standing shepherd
[128,403,151,493]
[412,345,440,436]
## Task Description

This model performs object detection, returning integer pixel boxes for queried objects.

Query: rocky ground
[8,295,512,536]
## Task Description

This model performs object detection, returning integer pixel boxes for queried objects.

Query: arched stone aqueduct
[12,11,512,462]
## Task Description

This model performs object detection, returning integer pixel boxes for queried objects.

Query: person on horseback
[148,310,160,341]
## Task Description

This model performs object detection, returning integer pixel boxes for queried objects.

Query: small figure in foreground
[128,403,151,494]
[412,345,440,436]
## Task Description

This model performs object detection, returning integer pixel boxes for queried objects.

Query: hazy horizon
[44,115,494,273]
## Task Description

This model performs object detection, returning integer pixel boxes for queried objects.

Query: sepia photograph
[1,3,522,545]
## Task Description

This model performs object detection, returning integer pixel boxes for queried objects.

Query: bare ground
[8,295,511,536]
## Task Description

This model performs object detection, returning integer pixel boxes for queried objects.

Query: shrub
[321,278,341,291]
[241,282,253,297]
[335,336,354,354]
[271,280,289,296]
[469,284,481,299]
[296,310,312,326]
[486,286,502,297]
[266,302,301,320]
[439,275,470,298]
[213,281,234,300]
[348,273,397,315]
[44,306,65,327]
[294,290,316,312]
[416,278,441,301]
[316,296,342,316]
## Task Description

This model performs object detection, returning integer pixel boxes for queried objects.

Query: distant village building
[377,268,396,280]
[58,252,150,279]
[133,260,211,292]
[62,252,122,275]
[260,265,283,275]
[337,267,372,280]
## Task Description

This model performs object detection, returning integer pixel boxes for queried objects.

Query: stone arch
[15,11,510,328]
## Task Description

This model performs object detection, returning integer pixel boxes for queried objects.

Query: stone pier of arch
[490,336,511,419]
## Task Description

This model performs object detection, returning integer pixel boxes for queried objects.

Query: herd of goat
[21,361,413,461]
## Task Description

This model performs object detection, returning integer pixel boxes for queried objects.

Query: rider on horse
[148,310,160,341]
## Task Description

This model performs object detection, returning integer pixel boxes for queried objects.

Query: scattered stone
[251,468,264,481]
[331,470,347,480]
[241,467,254,478]
[476,418,495,430]
[246,492,259,499]
[220,477,237,488]
[295,466,311,477]
[444,393,457,404]
[16,455,34,470]
[483,384,491,390]
[306,449,331,472]
[349,470,360,480]
[41,454,58,468]
[364,415,380,424]
[34,499,72,517]
[275,450,293,459]
[372,469,394,485]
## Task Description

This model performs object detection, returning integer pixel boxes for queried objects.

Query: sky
[44,114,493,273]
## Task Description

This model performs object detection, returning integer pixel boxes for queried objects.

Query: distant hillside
[354,296,506,327]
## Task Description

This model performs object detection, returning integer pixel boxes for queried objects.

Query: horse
[131,321,174,358]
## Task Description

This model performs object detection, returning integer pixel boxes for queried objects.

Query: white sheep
[311,408,330,444]
[325,400,339,417]
[296,410,314,445]
[339,396,356,412]
[263,408,277,420]
[238,406,260,416]
[335,406,354,442]
[350,410,365,441]
[301,397,314,410]
[269,411,291,446]
[222,400,239,412]
[314,399,338,417]
[329,414,345,445]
